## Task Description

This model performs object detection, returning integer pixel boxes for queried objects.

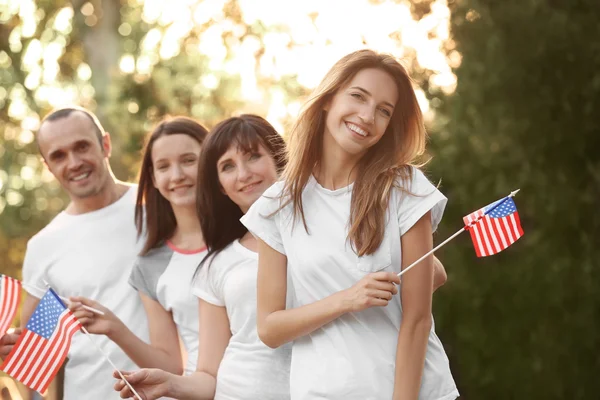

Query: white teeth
[72,172,90,181]
[347,123,368,137]
[241,183,259,192]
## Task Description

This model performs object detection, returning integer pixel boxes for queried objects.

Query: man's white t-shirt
[193,240,291,400]
[241,168,459,400]
[129,242,207,375]
[22,186,149,399]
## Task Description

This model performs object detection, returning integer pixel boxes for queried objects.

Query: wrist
[168,374,187,398]
[334,289,352,314]
[107,318,125,340]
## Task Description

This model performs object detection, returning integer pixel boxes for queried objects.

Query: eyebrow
[47,140,90,159]
[217,157,233,168]
[350,86,395,109]
[154,152,198,163]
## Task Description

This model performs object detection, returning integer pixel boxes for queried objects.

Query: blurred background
[0,0,598,398]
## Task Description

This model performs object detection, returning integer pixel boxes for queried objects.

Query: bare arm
[256,238,400,349]
[114,299,232,400]
[70,293,183,374]
[393,212,435,400]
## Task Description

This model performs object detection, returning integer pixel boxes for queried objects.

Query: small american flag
[0,288,81,394]
[0,275,21,335]
[463,197,524,257]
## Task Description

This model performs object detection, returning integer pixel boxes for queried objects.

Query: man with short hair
[0,106,149,399]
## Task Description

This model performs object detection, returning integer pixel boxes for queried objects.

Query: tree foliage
[428,0,600,398]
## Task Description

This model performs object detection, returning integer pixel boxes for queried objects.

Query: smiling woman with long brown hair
[70,116,209,376]
[242,50,459,400]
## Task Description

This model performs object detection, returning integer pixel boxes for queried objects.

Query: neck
[315,133,362,190]
[169,205,204,250]
[66,176,126,215]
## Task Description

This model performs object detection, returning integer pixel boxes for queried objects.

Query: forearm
[167,371,216,400]
[110,325,183,374]
[392,317,432,400]
[259,290,349,348]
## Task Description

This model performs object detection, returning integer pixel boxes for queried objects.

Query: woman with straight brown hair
[70,116,209,376]
[242,49,459,399]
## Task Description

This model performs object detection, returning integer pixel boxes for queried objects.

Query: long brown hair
[135,116,209,255]
[282,49,426,256]
[196,114,286,263]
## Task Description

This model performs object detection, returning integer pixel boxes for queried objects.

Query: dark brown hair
[196,114,286,263]
[135,116,209,255]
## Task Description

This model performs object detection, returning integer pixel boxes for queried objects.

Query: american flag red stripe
[463,197,524,257]
[0,275,21,335]
[0,289,81,394]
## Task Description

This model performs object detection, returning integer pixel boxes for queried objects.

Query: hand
[113,369,172,400]
[342,271,400,312]
[0,328,22,359]
[68,296,123,338]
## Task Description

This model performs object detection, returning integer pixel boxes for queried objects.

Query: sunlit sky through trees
[0,0,458,215]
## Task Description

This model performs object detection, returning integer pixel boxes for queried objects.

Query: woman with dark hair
[70,116,209,376]
[113,115,291,400]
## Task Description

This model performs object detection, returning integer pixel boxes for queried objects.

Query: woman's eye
[350,92,364,101]
[249,153,262,161]
[379,108,392,117]
[221,163,233,172]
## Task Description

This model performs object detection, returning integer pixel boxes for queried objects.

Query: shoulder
[135,244,174,270]
[393,166,440,198]
[26,212,70,250]
[207,242,247,271]
[246,179,289,216]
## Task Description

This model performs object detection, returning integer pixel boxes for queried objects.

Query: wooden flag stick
[79,326,144,400]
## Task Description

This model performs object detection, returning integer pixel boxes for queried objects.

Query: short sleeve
[128,245,173,301]
[128,258,158,300]
[192,255,224,306]
[22,239,47,299]
[396,168,447,235]
[240,181,286,255]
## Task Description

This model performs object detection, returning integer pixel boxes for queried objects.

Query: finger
[120,385,134,399]
[75,317,93,326]
[114,379,125,391]
[371,280,397,294]
[370,289,393,301]
[122,370,145,384]
[367,297,389,307]
[381,272,401,285]
[73,310,94,321]
[114,370,131,379]
[77,297,101,308]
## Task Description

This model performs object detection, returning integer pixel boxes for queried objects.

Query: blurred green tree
[428,0,600,398]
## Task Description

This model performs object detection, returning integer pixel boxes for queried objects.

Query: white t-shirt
[192,240,291,400]
[22,186,149,400]
[129,242,207,375]
[241,168,459,400]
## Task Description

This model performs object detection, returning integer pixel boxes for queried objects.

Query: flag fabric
[0,275,21,335]
[463,197,524,257]
[0,288,81,394]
